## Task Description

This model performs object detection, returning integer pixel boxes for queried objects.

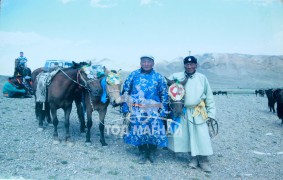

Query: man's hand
[123,112,129,118]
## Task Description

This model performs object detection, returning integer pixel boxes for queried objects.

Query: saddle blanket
[36,69,60,102]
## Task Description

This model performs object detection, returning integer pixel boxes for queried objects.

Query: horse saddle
[36,69,60,102]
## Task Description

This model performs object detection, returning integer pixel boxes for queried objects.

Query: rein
[169,97,218,137]
[77,69,97,91]
[87,91,106,126]
[183,106,218,137]
[59,68,91,91]
[78,69,121,102]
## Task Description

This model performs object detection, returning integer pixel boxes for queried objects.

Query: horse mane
[165,76,188,86]
[104,67,110,75]
[72,61,91,69]
[105,68,122,75]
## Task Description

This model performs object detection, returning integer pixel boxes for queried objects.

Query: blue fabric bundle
[100,77,108,103]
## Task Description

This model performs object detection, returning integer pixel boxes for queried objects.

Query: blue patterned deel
[121,69,169,147]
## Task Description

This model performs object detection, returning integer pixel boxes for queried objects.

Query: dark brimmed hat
[140,55,154,61]
[184,56,197,64]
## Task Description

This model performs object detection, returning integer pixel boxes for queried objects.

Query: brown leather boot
[199,156,211,173]
[188,156,198,169]
[148,144,157,164]
[138,152,147,164]
[138,145,148,164]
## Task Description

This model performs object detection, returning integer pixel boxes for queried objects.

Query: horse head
[78,64,123,107]
[104,69,123,107]
[78,63,103,97]
[165,77,187,117]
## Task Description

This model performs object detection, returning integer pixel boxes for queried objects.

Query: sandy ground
[0,78,283,180]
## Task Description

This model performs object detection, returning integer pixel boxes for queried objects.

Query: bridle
[59,68,91,91]
[106,84,121,102]
[77,69,98,91]
[105,72,122,103]
[168,99,185,111]
[168,82,185,113]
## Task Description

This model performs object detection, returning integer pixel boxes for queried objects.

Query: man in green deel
[2,77,26,98]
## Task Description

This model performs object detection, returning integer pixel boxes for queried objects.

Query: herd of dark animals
[256,88,283,125]
[265,88,283,124]
[255,89,265,97]
[8,62,283,147]
[212,88,282,124]
[213,91,228,96]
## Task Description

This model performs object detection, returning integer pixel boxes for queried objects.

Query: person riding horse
[14,52,33,95]
[14,61,32,77]
[14,51,32,77]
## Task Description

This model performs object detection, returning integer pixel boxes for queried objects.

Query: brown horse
[47,62,98,144]
[32,63,92,130]
[82,70,123,146]
[31,67,43,85]
[33,62,95,144]
[33,63,123,145]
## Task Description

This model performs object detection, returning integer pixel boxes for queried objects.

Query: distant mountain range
[152,53,283,89]
[1,53,281,90]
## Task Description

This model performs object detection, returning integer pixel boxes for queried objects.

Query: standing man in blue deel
[121,55,169,164]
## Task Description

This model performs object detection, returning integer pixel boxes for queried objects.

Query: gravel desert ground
[0,76,282,180]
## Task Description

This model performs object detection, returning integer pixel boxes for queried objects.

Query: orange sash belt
[131,103,162,108]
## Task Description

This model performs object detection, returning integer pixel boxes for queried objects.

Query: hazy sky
[0,0,283,75]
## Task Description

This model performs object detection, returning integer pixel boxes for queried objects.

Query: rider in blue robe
[121,55,169,164]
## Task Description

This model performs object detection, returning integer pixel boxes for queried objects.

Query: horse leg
[51,106,60,143]
[35,99,39,120]
[64,105,72,142]
[45,102,52,125]
[37,102,45,131]
[98,109,108,146]
[85,109,93,145]
[75,99,86,133]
